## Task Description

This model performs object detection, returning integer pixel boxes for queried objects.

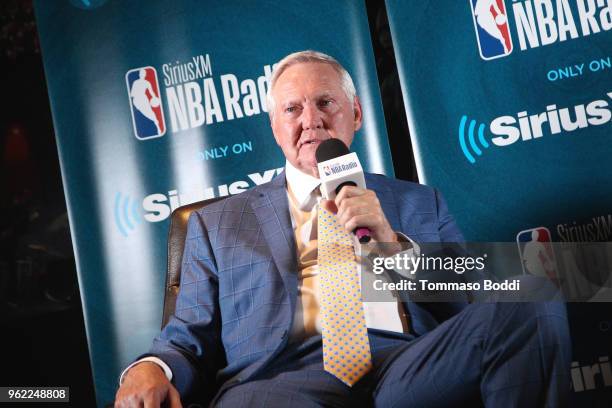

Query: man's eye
[285,106,296,113]
[319,100,332,107]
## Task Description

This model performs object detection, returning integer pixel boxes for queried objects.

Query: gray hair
[266,50,357,117]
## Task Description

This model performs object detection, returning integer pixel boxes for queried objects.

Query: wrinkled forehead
[272,62,345,101]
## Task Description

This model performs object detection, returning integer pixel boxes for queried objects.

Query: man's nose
[301,103,323,130]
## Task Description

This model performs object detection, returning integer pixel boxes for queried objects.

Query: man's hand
[322,185,398,245]
[115,362,182,408]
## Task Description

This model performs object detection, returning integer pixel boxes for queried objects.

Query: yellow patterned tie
[318,205,372,386]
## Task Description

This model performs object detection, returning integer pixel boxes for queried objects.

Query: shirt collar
[285,160,321,210]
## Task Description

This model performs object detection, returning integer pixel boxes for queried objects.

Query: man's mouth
[298,139,325,149]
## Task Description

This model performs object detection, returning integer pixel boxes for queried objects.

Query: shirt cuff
[119,356,173,385]
[392,232,421,278]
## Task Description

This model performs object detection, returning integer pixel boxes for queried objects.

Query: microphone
[315,139,371,243]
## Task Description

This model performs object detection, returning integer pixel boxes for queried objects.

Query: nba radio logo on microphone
[125,66,166,140]
[469,0,513,60]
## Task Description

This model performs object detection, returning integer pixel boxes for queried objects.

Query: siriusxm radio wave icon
[114,192,142,237]
[458,115,491,164]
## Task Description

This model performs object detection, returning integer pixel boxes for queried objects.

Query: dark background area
[0,1,415,406]
[0,0,97,406]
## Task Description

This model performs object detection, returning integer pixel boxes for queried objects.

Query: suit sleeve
[144,211,225,402]
[413,188,471,322]
[434,188,465,243]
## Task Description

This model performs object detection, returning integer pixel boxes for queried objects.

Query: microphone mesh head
[315,139,350,163]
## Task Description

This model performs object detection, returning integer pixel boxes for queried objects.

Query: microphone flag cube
[317,152,365,200]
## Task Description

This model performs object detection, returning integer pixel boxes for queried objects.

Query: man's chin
[298,144,319,160]
[294,160,319,178]
[295,154,318,174]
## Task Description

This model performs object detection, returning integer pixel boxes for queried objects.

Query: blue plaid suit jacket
[147,173,465,403]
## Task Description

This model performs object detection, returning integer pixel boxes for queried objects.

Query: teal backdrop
[386,0,612,242]
[386,0,612,404]
[33,1,393,405]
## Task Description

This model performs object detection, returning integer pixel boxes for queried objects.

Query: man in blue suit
[116,51,570,407]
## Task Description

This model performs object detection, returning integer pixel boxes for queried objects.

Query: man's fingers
[321,199,338,214]
[327,188,394,242]
[337,205,370,229]
[336,190,377,216]
[115,362,176,408]
[143,391,161,408]
[115,390,140,408]
[167,386,183,408]
[343,213,379,234]
[334,185,365,206]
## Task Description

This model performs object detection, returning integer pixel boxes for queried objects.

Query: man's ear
[353,96,363,131]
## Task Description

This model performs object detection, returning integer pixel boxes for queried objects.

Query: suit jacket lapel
[250,174,298,314]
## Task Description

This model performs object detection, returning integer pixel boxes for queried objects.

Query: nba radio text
[161,53,272,132]
[512,0,612,51]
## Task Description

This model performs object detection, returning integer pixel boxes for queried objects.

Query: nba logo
[469,0,513,60]
[323,166,331,176]
[516,227,559,284]
[125,66,166,140]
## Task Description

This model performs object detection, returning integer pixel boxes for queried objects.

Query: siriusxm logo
[571,355,612,392]
[470,0,612,60]
[112,168,283,237]
[458,116,491,164]
[114,192,143,237]
[557,214,612,242]
[459,91,612,163]
[125,67,167,140]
